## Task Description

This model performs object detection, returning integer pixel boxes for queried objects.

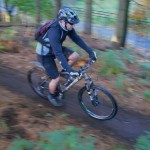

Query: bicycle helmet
[57,7,79,24]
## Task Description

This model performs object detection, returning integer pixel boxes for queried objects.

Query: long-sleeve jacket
[36,20,94,72]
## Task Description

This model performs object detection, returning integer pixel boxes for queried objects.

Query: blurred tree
[7,0,54,22]
[4,0,15,22]
[129,0,150,33]
[114,0,129,48]
[0,11,2,22]
[55,0,61,17]
[35,0,41,25]
[84,0,92,35]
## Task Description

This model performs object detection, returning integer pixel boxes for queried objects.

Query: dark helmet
[57,7,79,24]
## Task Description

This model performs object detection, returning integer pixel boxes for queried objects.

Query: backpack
[34,19,57,45]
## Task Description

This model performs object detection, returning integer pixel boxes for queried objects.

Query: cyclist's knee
[52,76,60,83]
[70,52,80,60]
[68,52,80,65]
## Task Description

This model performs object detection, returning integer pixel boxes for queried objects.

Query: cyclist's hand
[70,70,80,76]
[89,51,97,63]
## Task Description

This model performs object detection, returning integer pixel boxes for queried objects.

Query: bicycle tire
[78,85,118,120]
[27,67,50,99]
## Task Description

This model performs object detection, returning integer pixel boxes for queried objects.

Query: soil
[0,27,150,150]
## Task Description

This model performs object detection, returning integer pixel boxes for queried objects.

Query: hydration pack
[34,19,56,45]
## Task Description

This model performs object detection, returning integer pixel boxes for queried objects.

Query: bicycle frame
[31,61,93,92]
[61,70,93,93]
[30,61,95,99]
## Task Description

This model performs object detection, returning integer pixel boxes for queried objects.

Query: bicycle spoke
[28,68,50,99]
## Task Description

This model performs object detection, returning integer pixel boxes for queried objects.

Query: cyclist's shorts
[37,46,74,79]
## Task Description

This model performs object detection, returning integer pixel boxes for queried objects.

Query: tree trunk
[35,0,41,26]
[84,0,92,35]
[4,0,12,22]
[0,0,1,21]
[113,0,129,48]
[55,0,61,17]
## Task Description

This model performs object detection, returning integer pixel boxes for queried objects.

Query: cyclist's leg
[37,55,60,94]
[39,55,63,106]
[62,46,80,66]
[49,77,60,94]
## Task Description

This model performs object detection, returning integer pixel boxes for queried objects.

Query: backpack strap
[41,19,58,48]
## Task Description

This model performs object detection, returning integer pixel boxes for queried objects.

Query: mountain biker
[36,6,97,107]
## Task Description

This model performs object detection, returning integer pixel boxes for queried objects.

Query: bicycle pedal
[58,93,64,100]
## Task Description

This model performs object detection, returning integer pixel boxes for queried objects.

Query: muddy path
[0,65,150,144]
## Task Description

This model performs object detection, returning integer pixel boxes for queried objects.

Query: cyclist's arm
[68,28,94,56]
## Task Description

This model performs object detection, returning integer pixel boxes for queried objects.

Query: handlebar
[79,59,94,73]
[67,59,94,79]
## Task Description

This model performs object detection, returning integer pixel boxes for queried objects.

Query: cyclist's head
[57,7,79,25]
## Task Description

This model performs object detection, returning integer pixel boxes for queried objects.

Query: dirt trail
[0,65,150,145]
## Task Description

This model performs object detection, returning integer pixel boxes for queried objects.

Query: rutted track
[0,65,150,144]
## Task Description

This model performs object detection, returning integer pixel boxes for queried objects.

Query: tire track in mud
[0,65,150,144]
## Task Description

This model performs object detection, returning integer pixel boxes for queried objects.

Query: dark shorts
[37,46,74,79]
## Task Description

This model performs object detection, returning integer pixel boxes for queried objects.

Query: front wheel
[78,85,118,120]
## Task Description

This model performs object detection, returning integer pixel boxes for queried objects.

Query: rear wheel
[78,85,118,120]
[27,67,51,99]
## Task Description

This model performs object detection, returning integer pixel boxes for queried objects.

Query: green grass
[0,119,9,131]
[114,73,128,88]
[138,62,150,79]
[139,62,150,70]
[7,126,96,150]
[143,91,150,101]
[0,28,18,40]
[138,78,150,86]
[0,45,7,52]
[114,146,127,150]
[114,131,150,150]
[98,50,127,76]
[29,41,37,48]
[134,131,150,150]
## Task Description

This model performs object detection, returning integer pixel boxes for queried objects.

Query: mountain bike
[27,59,118,120]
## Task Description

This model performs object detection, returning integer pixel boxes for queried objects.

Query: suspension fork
[84,74,95,101]
[84,77,100,107]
